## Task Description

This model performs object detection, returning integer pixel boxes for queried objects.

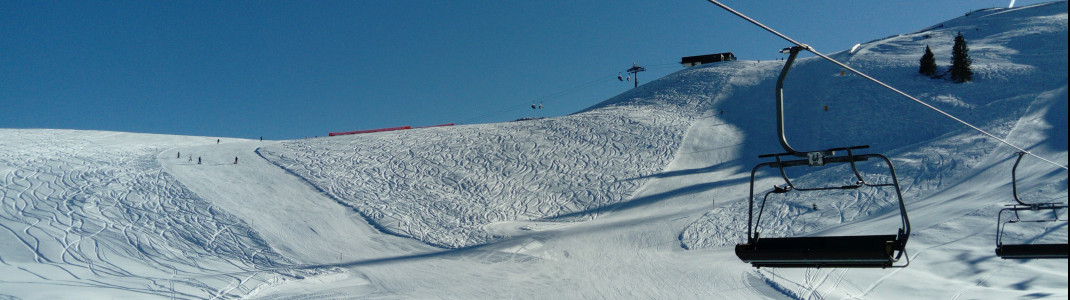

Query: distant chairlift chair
[734,46,911,269]
[994,152,1069,259]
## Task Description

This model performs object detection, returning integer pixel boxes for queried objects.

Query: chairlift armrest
[757,154,871,167]
[757,145,869,158]
[1002,203,1068,211]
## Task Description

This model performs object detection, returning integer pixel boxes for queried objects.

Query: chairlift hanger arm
[1012,151,1028,205]
[773,46,857,161]
[1011,151,1068,207]
[775,46,806,157]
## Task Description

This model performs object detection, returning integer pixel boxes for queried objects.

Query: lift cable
[705,0,1068,170]
[459,62,681,125]
[458,73,620,125]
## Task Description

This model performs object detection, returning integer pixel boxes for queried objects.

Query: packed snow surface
[0,131,303,299]
[1,2,1067,299]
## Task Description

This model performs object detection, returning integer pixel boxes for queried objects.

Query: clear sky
[1,0,1051,140]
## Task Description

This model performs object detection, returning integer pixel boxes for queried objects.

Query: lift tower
[626,63,646,88]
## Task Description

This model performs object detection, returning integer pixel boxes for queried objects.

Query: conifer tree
[950,32,973,83]
[919,45,937,76]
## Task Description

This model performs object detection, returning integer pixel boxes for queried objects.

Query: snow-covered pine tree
[919,45,937,77]
[950,32,973,83]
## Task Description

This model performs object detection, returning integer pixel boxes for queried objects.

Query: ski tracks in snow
[0,130,291,299]
[260,107,693,248]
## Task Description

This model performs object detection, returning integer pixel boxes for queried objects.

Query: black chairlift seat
[995,243,1069,259]
[736,234,905,268]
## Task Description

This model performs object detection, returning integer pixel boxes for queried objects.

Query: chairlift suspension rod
[776,47,804,156]
[704,0,1068,171]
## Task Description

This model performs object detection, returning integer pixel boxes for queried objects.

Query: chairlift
[994,151,1069,259]
[734,46,911,269]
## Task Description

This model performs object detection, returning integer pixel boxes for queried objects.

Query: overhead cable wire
[459,73,619,125]
[643,62,684,69]
[459,60,682,125]
[705,0,1067,170]
[460,60,684,125]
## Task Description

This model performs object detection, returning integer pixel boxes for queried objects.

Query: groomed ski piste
[1,2,1066,299]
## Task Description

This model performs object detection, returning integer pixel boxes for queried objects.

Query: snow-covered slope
[1,2,1066,299]
[258,106,693,248]
[0,131,301,299]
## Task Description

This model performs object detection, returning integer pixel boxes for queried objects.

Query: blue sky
[1,0,1049,140]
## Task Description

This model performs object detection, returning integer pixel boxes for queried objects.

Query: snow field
[258,106,695,249]
[0,130,295,299]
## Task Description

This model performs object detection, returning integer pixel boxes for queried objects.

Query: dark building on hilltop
[680,52,736,67]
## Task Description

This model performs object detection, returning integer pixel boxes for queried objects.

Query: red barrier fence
[328,123,454,137]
